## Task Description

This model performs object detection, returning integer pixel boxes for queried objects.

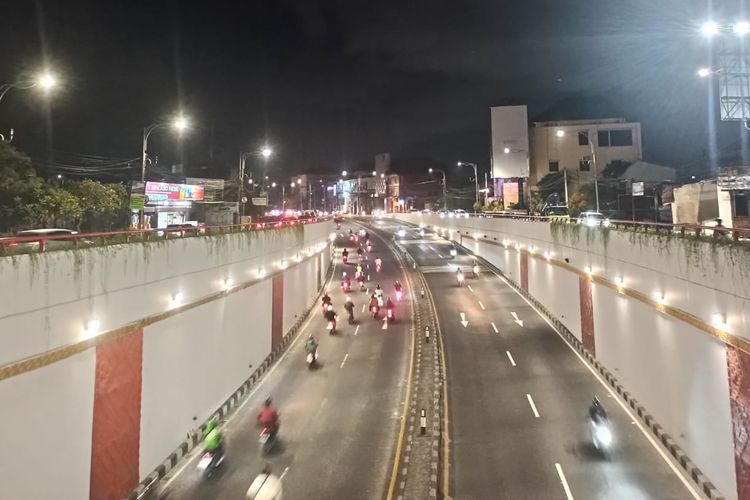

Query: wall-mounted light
[544,250,552,260]
[170,291,184,308]
[584,265,592,274]
[653,291,665,304]
[614,276,624,287]
[82,319,101,340]
[711,313,728,330]
[257,267,266,279]
[223,277,234,290]
[529,245,536,254]
[279,259,288,270]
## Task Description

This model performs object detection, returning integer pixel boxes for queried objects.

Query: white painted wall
[395,213,741,499]
[282,252,321,334]
[594,285,736,498]
[0,222,333,366]
[140,280,273,476]
[0,350,95,500]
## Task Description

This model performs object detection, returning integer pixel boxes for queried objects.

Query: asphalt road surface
[161,223,410,500]
[381,218,703,500]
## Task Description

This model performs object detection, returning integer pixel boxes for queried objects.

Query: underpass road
[161,222,410,500]
[385,219,702,500]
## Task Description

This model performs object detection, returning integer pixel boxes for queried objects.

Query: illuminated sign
[145,182,204,202]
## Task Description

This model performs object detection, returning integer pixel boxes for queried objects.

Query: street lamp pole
[428,168,448,209]
[0,71,57,105]
[457,161,479,210]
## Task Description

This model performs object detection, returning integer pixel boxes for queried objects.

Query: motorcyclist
[369,294,379,316]
[394,281,402,293]
[258,397,280,439]
[375,284,384,301]
[344,296,355,323]
[304,334,318,357]
[340,272,351,290]
[322,293,331,307]
[385,297,395,316]
[375,256,382,269]
[357,247,364,257]
[365,231,370,241]
[202,417,225,464]
[342,248,349,261]
[324,307,337,329]
[588,397,608,423]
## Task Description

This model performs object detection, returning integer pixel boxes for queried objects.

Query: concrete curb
[127,255,335,500]
[451,237,725,500]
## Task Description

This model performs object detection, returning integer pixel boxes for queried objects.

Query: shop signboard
[252,197,268,206]
[145,182,205,202]
[632,181,645,197]
[130,194,146,210]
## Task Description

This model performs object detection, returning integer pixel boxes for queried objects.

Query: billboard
[490,105,529,179]
[145,182,204,202]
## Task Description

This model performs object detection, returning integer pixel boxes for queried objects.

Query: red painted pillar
[579,276,595,355]
[271,274,284,347]
[727,345,750,500]
[90,330,143,500]
[520,253,529,292]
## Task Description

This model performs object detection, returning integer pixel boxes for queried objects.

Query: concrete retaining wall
[0,222,333,500]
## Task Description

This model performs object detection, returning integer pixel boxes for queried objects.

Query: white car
[577,211,611,227]
[453,209,469,219]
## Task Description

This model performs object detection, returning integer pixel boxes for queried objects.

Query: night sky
[0,0,744,180]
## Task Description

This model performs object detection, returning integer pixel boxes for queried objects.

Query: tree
[0,142,47,232]
[68,179,128,231]
[38,187,83,228]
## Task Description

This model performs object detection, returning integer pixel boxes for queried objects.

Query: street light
[0,70,59,104]
[261,147,273,159]
[457,161,479,210]
[141,114,190,182]
[239,146,274,217]
[735,21,750,35]
[701,21,719,37]
[697,67,712,77]
[342,170,348,176]
[556,129,599,212]
[428,167,448,210]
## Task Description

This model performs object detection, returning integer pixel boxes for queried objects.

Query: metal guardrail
[0,217,331,256]
[432,211,750,242]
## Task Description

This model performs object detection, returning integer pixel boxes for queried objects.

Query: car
[453,209,469,219]
[1,228,85,251]
[577,211,611,227]
[437,209,448,218]
[421,208,433,214]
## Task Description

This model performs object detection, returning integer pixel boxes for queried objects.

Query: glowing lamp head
[697,67,711,78]
[261,147,273,159]
[37,72,57,91]
[555,129,565,138]
[701,21,719,37]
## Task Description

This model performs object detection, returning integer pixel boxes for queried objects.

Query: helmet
[264,397,272,407]
[376,284,381,289]
[342,271,347,277]
[205,417,218,432]
[346,296,352,302]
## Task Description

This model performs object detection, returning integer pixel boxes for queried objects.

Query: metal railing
[0,217,331,256]
[431,211,750,242]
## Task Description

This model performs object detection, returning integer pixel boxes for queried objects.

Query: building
[528,118,643,190]
[291,174,341,212]
[337,173,402,214]
[672,170,750,229]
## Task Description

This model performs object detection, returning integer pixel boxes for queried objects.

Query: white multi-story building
[528,118,643,189]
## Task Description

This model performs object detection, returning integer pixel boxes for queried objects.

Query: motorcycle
[343,253,348,264]
[341,281,351,293]
[375,262,382,272]
[386,307,395,322]
[395,289,402,301]
[336,222,342,230]
[259,427,277,455]
[327,318,337,334]
[456,272,465,286]
[366,242,372,253]
[347,309,355,324]
[590,419,613,457]
[371,305,380,318]
[196,448,224,477]
[472,264,480,278]
[306,349,318,369]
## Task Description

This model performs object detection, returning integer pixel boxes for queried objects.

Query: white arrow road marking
[460,312,469,328]
[340,353,349,368]
[555,463,574,500]
[506,351,517,366]
[491,322,499,334]
[526,394,540,418]
[354,325,360,336]
[511,311,524,327]
[382,318,388,330]
[478,301,485,310]
[280,466,290,481]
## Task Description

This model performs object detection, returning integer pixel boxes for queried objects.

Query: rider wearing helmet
[258,398,280,438]
[305,334,318,355]
[202,417,225,463]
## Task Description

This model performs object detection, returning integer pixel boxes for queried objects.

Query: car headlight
[603,219,611,227]
[398,229,406,237]
[586,218,597,227]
